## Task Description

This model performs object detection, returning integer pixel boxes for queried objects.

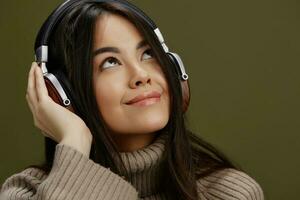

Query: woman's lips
[127,96,161,107]
[125,91,161,106]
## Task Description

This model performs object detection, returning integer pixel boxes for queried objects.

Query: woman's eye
[142,49,154,60]
[101,57,121,70]
[100,50,153,70]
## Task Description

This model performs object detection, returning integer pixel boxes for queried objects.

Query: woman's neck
[111,132,159,152]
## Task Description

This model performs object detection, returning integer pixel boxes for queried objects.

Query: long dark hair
[32,1,241,199]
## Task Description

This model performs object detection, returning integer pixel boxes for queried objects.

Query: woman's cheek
[95,77,125,112]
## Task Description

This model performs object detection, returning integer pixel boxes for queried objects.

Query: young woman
[0,0,264,199]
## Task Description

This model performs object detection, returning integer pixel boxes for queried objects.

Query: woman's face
[92,13,170,137]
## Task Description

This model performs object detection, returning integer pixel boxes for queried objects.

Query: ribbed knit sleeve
[0,144,138,200]
[196,168,264,200]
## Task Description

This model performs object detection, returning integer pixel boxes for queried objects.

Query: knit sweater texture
[0,132,264,199]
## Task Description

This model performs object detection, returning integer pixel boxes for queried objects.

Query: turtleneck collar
[118,131,169,198]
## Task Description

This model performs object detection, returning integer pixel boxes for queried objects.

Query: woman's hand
[25,62,92,156]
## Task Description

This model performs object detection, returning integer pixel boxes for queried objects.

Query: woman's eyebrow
[93,40,148,57]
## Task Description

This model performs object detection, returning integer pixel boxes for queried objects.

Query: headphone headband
[35,0,170,64]
[37,0,156,47]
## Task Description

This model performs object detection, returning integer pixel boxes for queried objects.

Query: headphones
[34,0,190,113]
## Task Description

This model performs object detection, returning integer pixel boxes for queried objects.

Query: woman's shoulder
[196,168,264,200]
[0,167,48,198]
[0,144,138,200]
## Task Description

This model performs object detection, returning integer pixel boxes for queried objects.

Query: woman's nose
[129,65,151,88]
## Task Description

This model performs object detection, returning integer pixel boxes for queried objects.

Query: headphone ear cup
[43,70,75,113]
[44,77,65,105]
[167,53,190,113]
[180,79,190,113]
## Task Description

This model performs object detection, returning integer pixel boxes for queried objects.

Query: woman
[0,0,264,199]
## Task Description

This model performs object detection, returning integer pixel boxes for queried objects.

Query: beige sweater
[0,133,264,199]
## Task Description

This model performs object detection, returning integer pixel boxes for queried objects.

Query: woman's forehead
[93,13,144,50]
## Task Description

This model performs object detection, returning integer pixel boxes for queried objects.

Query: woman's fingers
[25,62,60,142]
[25,93,35,114]
[34,63,49,102]
[26,63,52,136]
[26,62,38,107]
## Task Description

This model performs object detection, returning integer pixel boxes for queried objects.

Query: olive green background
[0,0,299,199]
